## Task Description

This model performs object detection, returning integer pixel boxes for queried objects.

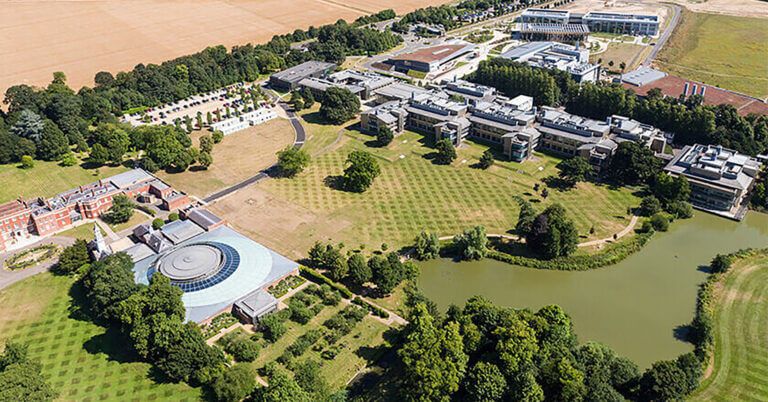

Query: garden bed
[201,312,239,339]
[4,244,60,271]
[267,275,306,298]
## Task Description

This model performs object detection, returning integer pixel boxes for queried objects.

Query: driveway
[0,236,75,290]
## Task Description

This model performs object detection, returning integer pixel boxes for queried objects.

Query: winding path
[437,215,639,248]
[643,2,682,66]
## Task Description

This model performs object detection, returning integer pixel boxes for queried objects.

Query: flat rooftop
[389,44,474,64]
[270,60,336,83]
[519,23,589,34]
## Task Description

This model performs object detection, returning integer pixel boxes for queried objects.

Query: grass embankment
[157,118,295,198]
[212,123,639,260]
[692,251,768,400]
[0,274,200,400]
[0,159,129,203]
[655,11,768,99]
[591,42,646,73]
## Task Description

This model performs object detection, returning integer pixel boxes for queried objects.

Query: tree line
[394,296,702,401]
[468,59,768,156]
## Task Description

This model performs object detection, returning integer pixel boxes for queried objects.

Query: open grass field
[253,299,391,391]
[692,252,768,401]
[56,223,103,241]
[298,106,350,156]
[157,118,295,198]
[0,159,129,204]
[105,213,151,234]
[210,124,639,260]
[591,42,646,72]
[667,0,768,19]
[655,10,768,100]
[0,273,201,401]
[0,0,450,96]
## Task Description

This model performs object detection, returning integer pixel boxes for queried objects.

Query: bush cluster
[352,296,389,318]
[300,266,353,298]
[323,306,367,344]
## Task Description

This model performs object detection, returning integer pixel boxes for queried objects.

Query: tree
[557,157,591,186]
[105,194,134,224]
[212,130,224,144]
[206,111,213,126]
[254,368,312,402]
[399,304,468,401]
[639,195,661,216]
[198,151,213,169]
[619,61,626,72]
[453,226,487,260]
[413,231,440,261]
[324,247,348,281]
[80,252,139,323]
[293,359,329,399]
[369,255,400,295]
[59,152,78,166]
[669,200,694,219]
[300,87,315,108]
[710,253,732,273]
[260,313,287,342]
[525,204,578,258]
[465,362,507,401]
[320,87,360,124]
[541,188,549,199]
[0,341,58,401]
[377,125,394,146]
[10,110,45,142]
[651,173,690,206]
[36,120,69,161]
[650,214,669,232]
[152,218,165,230]
[435,139,457,165]
[210,364,256,402]
[608,141,660,185]
[343,150,380,192]
[88,143,109,166]
[639,360,689,401]
[169,212,179,221]
[199,135,213,153]
[347,253,371,285]
[478,149,494,169]
[54,239,90,275]
[20,155,34,169]
[515,198,537,235]
[276,146,310,177]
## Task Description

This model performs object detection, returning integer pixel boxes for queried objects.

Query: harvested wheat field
[0,0,450,95]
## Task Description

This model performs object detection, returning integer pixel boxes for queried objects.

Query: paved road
[202,92,305,203]
[643,3,682,66]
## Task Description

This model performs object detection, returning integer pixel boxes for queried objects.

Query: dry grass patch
[158,118,295,198]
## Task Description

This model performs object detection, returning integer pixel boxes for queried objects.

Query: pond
[418,211,768,368]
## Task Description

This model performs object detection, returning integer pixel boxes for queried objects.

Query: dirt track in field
[0,0,449,94]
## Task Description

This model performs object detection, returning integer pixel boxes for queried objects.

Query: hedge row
[688,248,768,361]
[484,232,654,271]
[352,296,390,319]
[299,266,353,298]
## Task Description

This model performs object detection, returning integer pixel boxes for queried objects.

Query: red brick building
[0,169,190,251]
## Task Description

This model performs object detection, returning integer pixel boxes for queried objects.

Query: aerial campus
[0,0,767,401]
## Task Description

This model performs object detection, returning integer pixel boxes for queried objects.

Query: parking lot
[121,82,274,128]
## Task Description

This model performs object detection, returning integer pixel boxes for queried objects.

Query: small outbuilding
[233,289,279,324]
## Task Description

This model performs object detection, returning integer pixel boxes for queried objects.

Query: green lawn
[656,11,768,99]
[0,273,201,401]
[298,106,351,156]
[242,128,638,255]
[254,299,391,391]
[106,212,151,234]
[0,159,129,203]
[692,253,768,401]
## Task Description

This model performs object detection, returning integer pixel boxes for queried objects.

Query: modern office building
[663,144,762,216]
[360,101,409,134]
[516,23,590,43]
[372,82,431,104]
[520,8,571,24]
[536,106,616,172]
[385,43,477,73]
[608,115,666,153]
[269,61,337,91]
[440,78,497,103]
[499,41,600,82]
[298,69,396,100]
[469,97,539,161]
[582,11,659,36]
[405,94,470,145]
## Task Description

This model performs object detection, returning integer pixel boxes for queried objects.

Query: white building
[210,108,277,135]
[498,41,600,83]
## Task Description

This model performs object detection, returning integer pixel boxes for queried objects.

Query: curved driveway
[203,89,306,203]
[644,3,682,66]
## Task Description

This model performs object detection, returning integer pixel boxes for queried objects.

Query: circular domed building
[131,222,298,322]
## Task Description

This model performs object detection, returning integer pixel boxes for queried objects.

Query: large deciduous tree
[319,87,360,124]
[276,146,310,176]
[343,150,380,192]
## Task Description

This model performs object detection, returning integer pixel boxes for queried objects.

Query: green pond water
[418,211,768,368]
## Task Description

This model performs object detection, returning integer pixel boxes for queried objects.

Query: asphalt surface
[202,91,305,203]
[644,3,681,66]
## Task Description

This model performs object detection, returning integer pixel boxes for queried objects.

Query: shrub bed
[5,244,60,271]
[300,266,353,298]
[201,312,239,339]
[267,275,306,298]
[322,305,367,344]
